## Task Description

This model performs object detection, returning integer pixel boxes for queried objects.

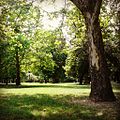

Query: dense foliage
[0,0,119,85]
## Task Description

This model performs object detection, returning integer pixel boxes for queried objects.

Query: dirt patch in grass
[67,94,120,120]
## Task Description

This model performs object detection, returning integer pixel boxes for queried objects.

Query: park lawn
[0,82,120,120]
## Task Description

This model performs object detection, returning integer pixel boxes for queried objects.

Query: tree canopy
[0,0,120,101]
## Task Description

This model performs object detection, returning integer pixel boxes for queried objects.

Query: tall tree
[0,0,37,85]
[70,0,116,101]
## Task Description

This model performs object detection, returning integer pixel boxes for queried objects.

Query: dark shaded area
[0,94,107,120]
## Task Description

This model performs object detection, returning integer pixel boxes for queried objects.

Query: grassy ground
[0,82,120,120]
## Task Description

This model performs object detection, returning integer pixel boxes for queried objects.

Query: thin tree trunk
[71,0,116,101]
[78,76,83,85]
[16,50,20,86]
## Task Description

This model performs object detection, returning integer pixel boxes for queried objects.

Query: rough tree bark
[71,0,116,101]
[16,50,20,86]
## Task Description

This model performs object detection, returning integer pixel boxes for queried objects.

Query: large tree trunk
[16,50,20,86]
[71,0,116,101]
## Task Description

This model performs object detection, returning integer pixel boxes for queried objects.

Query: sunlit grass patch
[0,83,90,96]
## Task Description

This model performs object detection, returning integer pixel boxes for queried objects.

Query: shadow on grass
[0,83,120,120]
[0,94,105,120]
[0,83,90,89]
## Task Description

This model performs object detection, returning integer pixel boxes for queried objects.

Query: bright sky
[33,0,73,44]
[36,0,66,12]
[33,0,67,30]
[41,13,63,30]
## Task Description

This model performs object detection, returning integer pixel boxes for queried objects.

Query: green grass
[0,82,120,120]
